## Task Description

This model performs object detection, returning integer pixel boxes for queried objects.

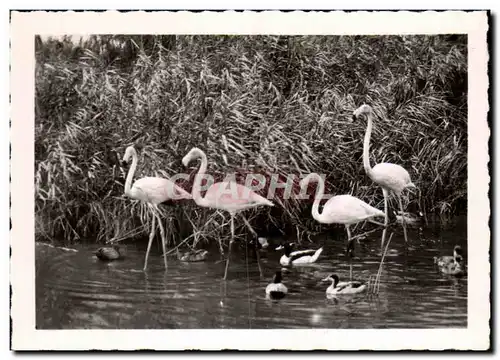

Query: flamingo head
[182,147,203,167]
[122,146,136,164]
[352,104,373,120]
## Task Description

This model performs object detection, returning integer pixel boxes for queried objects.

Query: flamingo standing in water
[300,173,385,280]
[352,104,416,249]
[122,146,192,271]
[182,147,274,280]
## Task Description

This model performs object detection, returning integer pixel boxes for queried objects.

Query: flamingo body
[320,194,385,225]
[202,181,273,213]
[300,174,385,227]
[300,173,385,280]
[122,146,192,271]
[353,104,415,247]
[127,176,192,205]
[182,147,274,280]
[371,163,414,195]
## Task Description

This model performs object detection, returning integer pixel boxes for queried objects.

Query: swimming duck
[322,274,367,296]
[95,245,126,261]
[276,242,323,266]
[434,245,464,268]
[393,211,424,227]
[265,270,288,299]
[177,248,209,262]
[257,237,269,249]
[434,245,466,277]
[439,259,466,277]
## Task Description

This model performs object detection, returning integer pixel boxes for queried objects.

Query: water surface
[36,219,467,329]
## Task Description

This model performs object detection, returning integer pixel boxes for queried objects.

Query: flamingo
[352,104,416,249]
[182,147,274,280]
[122,145,192,271]
[300,173,385,280]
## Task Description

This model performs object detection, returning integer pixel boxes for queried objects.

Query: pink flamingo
[122,146,192,271]
[353,104,416,248]
[300,173,385,280]
[182,147,274,280]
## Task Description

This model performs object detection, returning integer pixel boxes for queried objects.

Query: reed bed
[35,35,467,250]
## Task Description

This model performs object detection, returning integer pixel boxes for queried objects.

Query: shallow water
[36,219,467,329]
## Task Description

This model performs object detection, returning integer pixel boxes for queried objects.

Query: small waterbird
[276,242,323,266]
[182,147,274,280]
[257,237,269,249]
[177,248,209,262]
[122,145,192,271]
[300,173,385,280]
[394,211,424,227]
[95,245,126,261]
[322,273,367,296]
[265,270,288,300]
[434,245,466,277]
[353,104,416,249]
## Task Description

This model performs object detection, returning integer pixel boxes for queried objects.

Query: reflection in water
[36,220,467,329]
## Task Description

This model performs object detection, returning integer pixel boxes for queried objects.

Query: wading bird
[182,147,274,280]
[122,145,192,271]
[300,173,385,280]
[353,104,416,249]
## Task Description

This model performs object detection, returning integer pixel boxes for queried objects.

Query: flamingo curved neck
[363,112,374,179]
[309,174,327,223]
[124,149,138,197]
[191,150,210,207]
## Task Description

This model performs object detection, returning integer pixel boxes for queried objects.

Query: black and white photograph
[10,10,489,350]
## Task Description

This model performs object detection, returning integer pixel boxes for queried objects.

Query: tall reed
[35,35,467,248]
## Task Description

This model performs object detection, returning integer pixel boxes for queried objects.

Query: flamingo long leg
[155,208,168,270]
[143,214,156,271]
[240,215,263,278]
[345,225,353,281]
[380,188,389,251]
[398,195,409,245]
[368,219,386,227]
[224,214,235,280]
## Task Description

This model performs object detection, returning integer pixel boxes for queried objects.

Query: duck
[322,274,367,296]
[389,211,424,227]
[276,242,323,266]
[265,270,288,299]
[249,236,270,255]
[439,259,466,277]
[434,245,464,267]
[95,244,126,261]
[177,248,209,262]
[434,245,466,277]
[257,237,269,249]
